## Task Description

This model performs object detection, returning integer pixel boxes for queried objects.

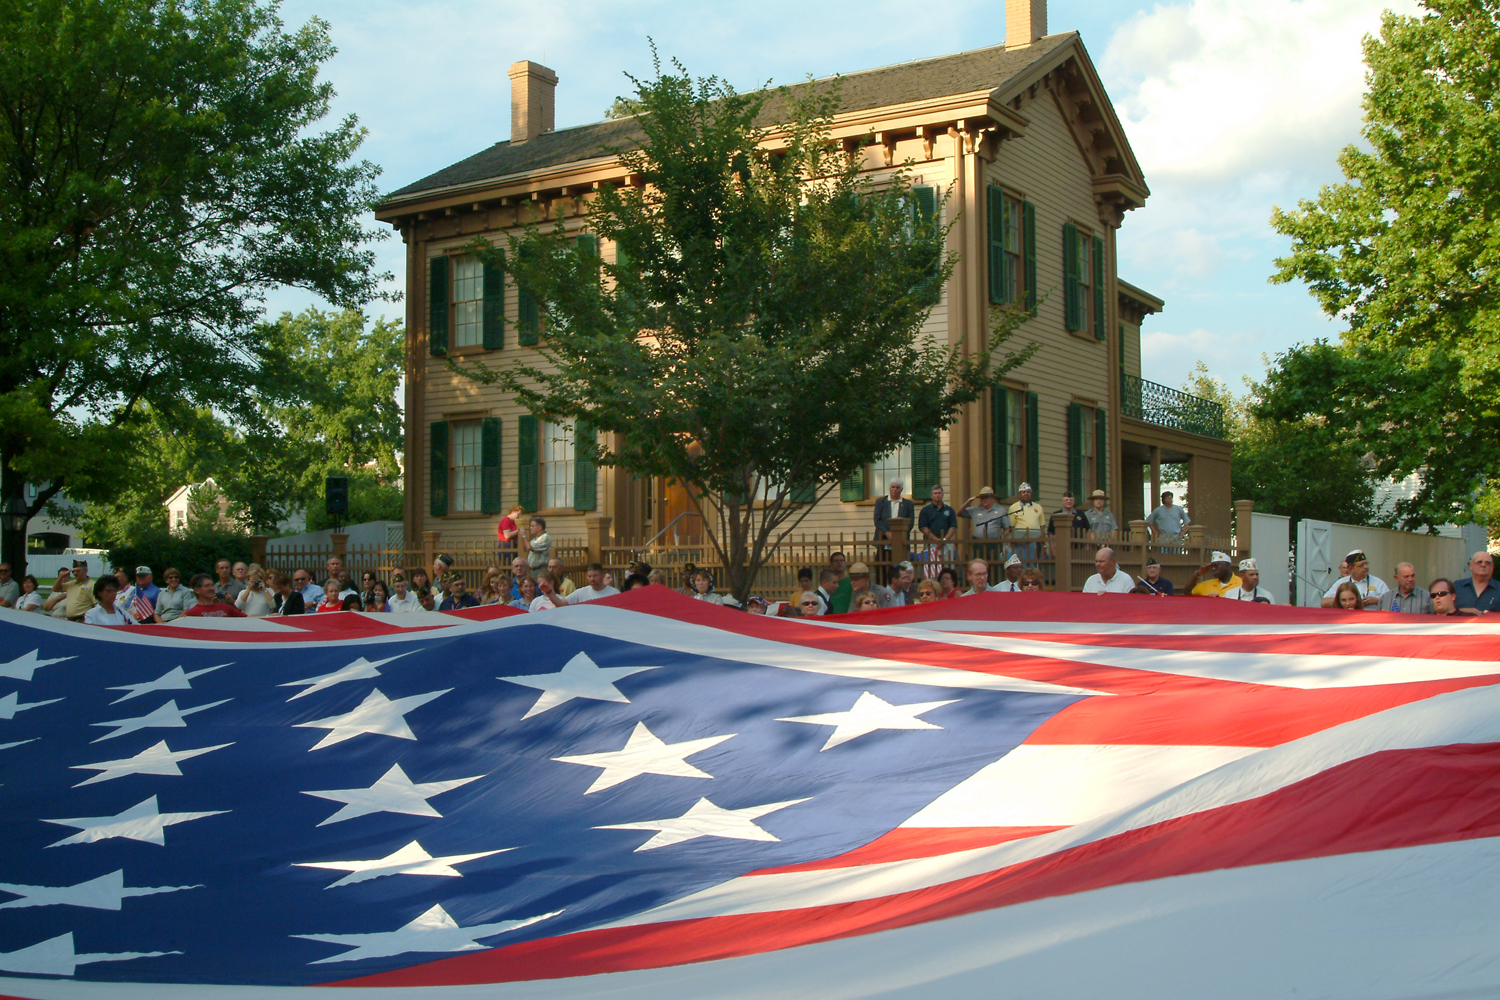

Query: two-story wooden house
[375,0,1233,556]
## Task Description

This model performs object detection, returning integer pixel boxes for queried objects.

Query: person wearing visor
[1321,549,1389,609]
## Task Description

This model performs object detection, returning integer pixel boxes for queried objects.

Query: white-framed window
[450,420,482,511]
[452,255,484,349]
[869,446,912,497]
[1078,404,1097,497]
[1002,387,1024,497]
[542,419,575,510]
[1076,232,1094,337]
[1004,194,1023,304]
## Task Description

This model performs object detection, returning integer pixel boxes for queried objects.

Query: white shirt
[1082,570,1135,594]
[530,594,566,612]
[567,585,620,604]
[1223,585,1276,603]
[83,604,133,625]
[17,591,43,612]
[388,592,422,613]
[1323,574,1390,600]
[992,579,1021,592]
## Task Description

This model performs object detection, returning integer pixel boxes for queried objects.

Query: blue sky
[271,0,1414,394]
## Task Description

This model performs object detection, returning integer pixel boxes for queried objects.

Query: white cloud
[1103,0,1417,184]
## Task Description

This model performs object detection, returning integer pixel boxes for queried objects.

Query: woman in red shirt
[316,577,345,613]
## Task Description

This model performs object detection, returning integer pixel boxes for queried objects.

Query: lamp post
[2,497,28,580]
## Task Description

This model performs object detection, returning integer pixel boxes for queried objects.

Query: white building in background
[164,478,234,535]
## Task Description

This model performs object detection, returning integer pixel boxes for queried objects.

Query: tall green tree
[0,0,387,573]
[75,309,405,543]
[458,56,1034,600]
[1269,0,1500,529]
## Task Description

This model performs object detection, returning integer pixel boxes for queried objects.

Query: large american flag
[1,589,1498,999]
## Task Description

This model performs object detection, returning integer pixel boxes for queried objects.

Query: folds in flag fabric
[0,589,1498,999]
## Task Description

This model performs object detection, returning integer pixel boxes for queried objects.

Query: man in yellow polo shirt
[1188,550,1242,597]
[1005,482,1046,561]
[63,559,98,622]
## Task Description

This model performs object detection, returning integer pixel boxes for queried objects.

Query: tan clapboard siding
[979,90,1114,511]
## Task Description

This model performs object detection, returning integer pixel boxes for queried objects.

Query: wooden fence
[252,502,1254,596]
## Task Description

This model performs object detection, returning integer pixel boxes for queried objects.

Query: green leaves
[0,0,388,541]
[1269,0,1500,529]
[456,52,1032,597]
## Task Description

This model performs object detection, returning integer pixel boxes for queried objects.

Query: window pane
[1079,406,1096,496]
[1076,236,1093,334]
[452,256,484,348]
[1005,196,1022,304]
[542,419,575,509]
[451,421,482,511]
[869,445,912,498]
[1006,388,1023,496]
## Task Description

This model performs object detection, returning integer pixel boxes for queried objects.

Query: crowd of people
[0,486,1493,623]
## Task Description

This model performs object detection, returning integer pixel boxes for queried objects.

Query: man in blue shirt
[918,485,958,573]
[1455,551,1499,615]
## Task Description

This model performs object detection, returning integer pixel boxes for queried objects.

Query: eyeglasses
[1430,590,1454,598]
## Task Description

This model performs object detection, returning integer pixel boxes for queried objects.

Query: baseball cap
[135,565,152,575]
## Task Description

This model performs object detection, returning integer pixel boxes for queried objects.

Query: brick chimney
[1005,0,1047,47]
[509,60,557,143]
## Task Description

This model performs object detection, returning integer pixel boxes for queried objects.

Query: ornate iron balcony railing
[1120,371,1227,439]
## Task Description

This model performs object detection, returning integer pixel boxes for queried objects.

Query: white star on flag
[295,840,511,888]
[553,721,736,794]
[596,796,811,851]
[43,795,228,848]
[0,691,62,721]
[0,739,35,751]
[303,763,483,826]
[0,649,74,683]
[279,653,412,702]
[0,870,198,910]
[107,664,227,704]
[499,651,659,719]
[295,903,559,965]
[0,932,178,977]
[295,688,450,750]
[777,691,959,750]
[70,739,234,787]
[90,698,232,742]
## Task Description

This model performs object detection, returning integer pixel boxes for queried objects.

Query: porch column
[1149,445,1161,507]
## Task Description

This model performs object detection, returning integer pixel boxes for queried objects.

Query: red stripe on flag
[333,742,1500,987]
[1027,675,1500,747]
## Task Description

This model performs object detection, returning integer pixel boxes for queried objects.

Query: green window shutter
[1095,407,1108,499]
[482,253,505,350]
[1026,390,1040,489]
[1063,223,1081,331]
[791,481,818,504]
[573,420,597,511]
[1093,235,1107,341]
[912,184,936,223]
[479,417,502,514]
[1023,201,1038,316]
[1067,402,1083,500]
[517,414,538,511]
[913,430,939,499]
[840,466,866,502]
[428,256,449,356]
[992,387,1009,491]
[429,421,449,518]
[987,186,1005,305]
[576,234,600,290]
[517,245,539,346]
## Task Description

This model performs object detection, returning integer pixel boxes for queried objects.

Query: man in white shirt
[1082,547,1135,594]
[992,554,1023,592]
[387,575,422,613]
[961,559,992,596]
[566,563,621,604]
[1321,549,1389,608]
[1223,558,1276,603]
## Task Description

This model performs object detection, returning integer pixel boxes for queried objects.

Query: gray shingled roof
[382,33,1077,203]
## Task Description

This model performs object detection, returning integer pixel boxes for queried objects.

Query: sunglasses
[1020,581,1042,589]
[1431,589,1454,598]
